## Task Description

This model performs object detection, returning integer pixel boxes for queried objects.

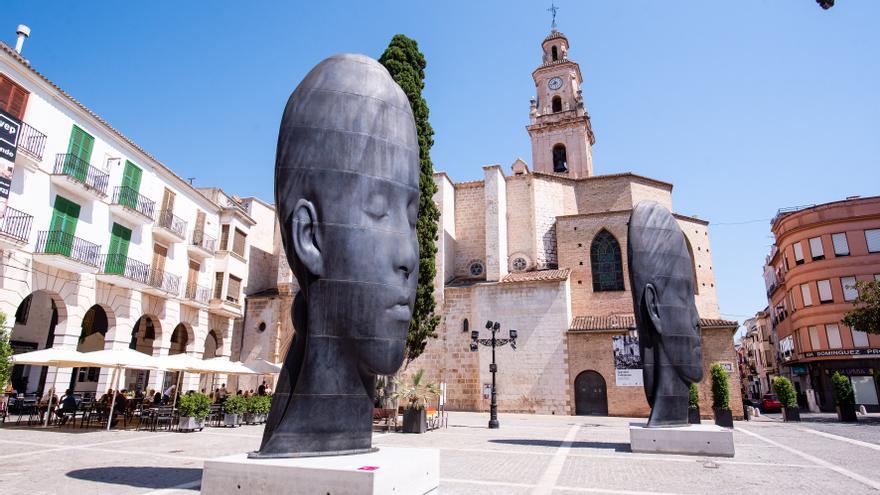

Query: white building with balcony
[0,38,265,397]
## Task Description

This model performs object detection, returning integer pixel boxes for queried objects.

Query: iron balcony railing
[185,283,210,304]
[148,268,180,296]
[112,186,156,220]
[17,122,47,161]
[53,154,109,196]
[35,230,101,267]
[0,206,34,243]
[191,229,216,252]
[98,253,150,284]
[156,209,187,239]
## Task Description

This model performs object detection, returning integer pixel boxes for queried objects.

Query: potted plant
[244,395,272,424]
[223,394,247,427]
[178,392,211,432]
[392,369,439,434]
[772,376,800,422]
[710,363,733,427]
[257,395,272,423]
[688,382,701,424]
[831,372,858,422]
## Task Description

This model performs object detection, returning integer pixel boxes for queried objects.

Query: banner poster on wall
[0,108,22,219]
[612,334,643,387]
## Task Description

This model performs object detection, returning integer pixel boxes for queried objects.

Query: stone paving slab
[1,412,880,494]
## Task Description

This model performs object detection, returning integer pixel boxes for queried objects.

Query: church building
[239,28,744,419]
[404,29,743,418]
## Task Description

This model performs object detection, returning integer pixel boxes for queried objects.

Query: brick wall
[453,183,486,278]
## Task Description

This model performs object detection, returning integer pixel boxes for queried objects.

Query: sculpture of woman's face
[311,171,419,376]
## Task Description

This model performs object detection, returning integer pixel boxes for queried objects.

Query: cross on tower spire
[547,3,560,30]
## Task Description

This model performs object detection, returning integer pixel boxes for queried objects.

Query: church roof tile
[500,269,570,284]
[569,314,737,332]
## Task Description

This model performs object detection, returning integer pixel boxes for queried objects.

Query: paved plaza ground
[1,411,880,494]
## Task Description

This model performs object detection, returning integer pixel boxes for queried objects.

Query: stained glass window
[591,229,624,291]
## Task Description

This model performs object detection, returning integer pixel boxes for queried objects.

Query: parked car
[760,394,783,413]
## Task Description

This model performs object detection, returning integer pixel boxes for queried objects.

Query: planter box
[836,404,858,423]
[402,408,427,434]
[224,413,240,427]
[713,407,733,428]
[178,416,204,432]
[688,408,701,425]
[243,413,256,425]
[782,406,800,422]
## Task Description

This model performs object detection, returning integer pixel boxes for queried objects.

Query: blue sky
[5,1,879,332]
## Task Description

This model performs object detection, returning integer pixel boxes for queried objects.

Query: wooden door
[187,260,200,292]
[574,371,608,416]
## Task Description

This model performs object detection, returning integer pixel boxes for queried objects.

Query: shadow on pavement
[489,439,631,452]
[66,466,202,489]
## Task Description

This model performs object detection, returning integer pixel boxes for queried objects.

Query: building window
[852,327,870,347]
[808,236,824,261]
[817,279,833,303]
[590,229,624,292]
[552,96,562,112]
[841,276,858,302]
[512,257,528,272]
[220,224,230,251]
[552,144,568,173]
[462,319,469,333]
[808,326,821,350]
[232,228,247,257]
[800,283,812,307]
[552,45,558,61]
[0,74,29,120]
[213,272,224,300]
[832,233,849,256]
[468,261,484,277]
[826,324,842,349]
[793,242,805,265]
[867,229,880,253]
[227,275,242,303]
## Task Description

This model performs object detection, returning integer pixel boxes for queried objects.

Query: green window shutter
[48,196,81,256]
[120,161,143,208]
[65,125,95,181]
[105,223,132,274]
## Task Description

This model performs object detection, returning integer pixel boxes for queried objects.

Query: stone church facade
[240,29,743,419]
[404,29,743,419]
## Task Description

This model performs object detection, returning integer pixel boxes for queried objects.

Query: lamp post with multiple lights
[470,320,517,429]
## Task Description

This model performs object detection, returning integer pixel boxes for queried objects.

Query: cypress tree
[379,35,441,364]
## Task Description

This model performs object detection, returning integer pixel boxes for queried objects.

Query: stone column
[433,173,456,304]
[483,165,508,282]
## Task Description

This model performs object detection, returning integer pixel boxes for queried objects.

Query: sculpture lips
[388,302,412,321]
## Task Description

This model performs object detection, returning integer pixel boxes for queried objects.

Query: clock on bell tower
[527,29,595,178]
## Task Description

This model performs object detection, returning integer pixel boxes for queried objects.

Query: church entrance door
[574,370,608,416]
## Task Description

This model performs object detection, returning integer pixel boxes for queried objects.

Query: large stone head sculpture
[628,200,702,427]
[256,54,419,458]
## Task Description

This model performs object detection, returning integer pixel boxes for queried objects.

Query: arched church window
[552,96,562,113]
[590,229,625,292]
[552,144,568,173]
[552,46,558,61]
[463,319,469,333]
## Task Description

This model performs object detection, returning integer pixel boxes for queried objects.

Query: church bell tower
[527,29,595,178]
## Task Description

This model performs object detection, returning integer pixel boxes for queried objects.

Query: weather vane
[547,3,560,30]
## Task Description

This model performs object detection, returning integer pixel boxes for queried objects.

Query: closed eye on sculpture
[364,192,389,220]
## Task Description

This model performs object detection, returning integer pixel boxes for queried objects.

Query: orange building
[765,196,880,412]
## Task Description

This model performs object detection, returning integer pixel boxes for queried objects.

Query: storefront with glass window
[796,351,880,412]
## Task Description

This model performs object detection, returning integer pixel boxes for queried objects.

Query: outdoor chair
[207,404,223,427]
[136,407,155,431]
[372,408,397,432]
[154,406,176,431]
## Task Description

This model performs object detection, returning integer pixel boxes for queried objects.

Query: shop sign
[801,348,880,358]
[791,364,808,376]
[824,368,873,376]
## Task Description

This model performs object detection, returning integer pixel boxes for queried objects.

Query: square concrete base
[629,423,735,457]
[200,447,439,495]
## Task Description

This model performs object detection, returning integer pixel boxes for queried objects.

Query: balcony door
[193,210,206,244]
[48,196,80,256]
[65,125,94,181]
[105,223,131,274]
[120,161,142,209]
[187,260,200,296]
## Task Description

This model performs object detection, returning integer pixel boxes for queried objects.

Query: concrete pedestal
[629,423,735,457]
[200,447,439,495]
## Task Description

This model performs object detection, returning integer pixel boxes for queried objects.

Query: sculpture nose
[395,236,418,281]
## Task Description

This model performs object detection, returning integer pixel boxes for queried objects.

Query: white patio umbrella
[11,348,93,427]
[155,353,220,408]
[81,349,162,430]
[202,357,259,375]
[243,359,282,374]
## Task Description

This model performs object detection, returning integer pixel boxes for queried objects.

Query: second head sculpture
[254,53,419,458]
[628,201,703,428]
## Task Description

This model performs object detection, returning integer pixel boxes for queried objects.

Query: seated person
[58,389,79,425]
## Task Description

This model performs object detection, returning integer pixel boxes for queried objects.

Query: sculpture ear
[291,199,323,277]
[644,283,663,336]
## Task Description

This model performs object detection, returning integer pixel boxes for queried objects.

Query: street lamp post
[470,320,517,429]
